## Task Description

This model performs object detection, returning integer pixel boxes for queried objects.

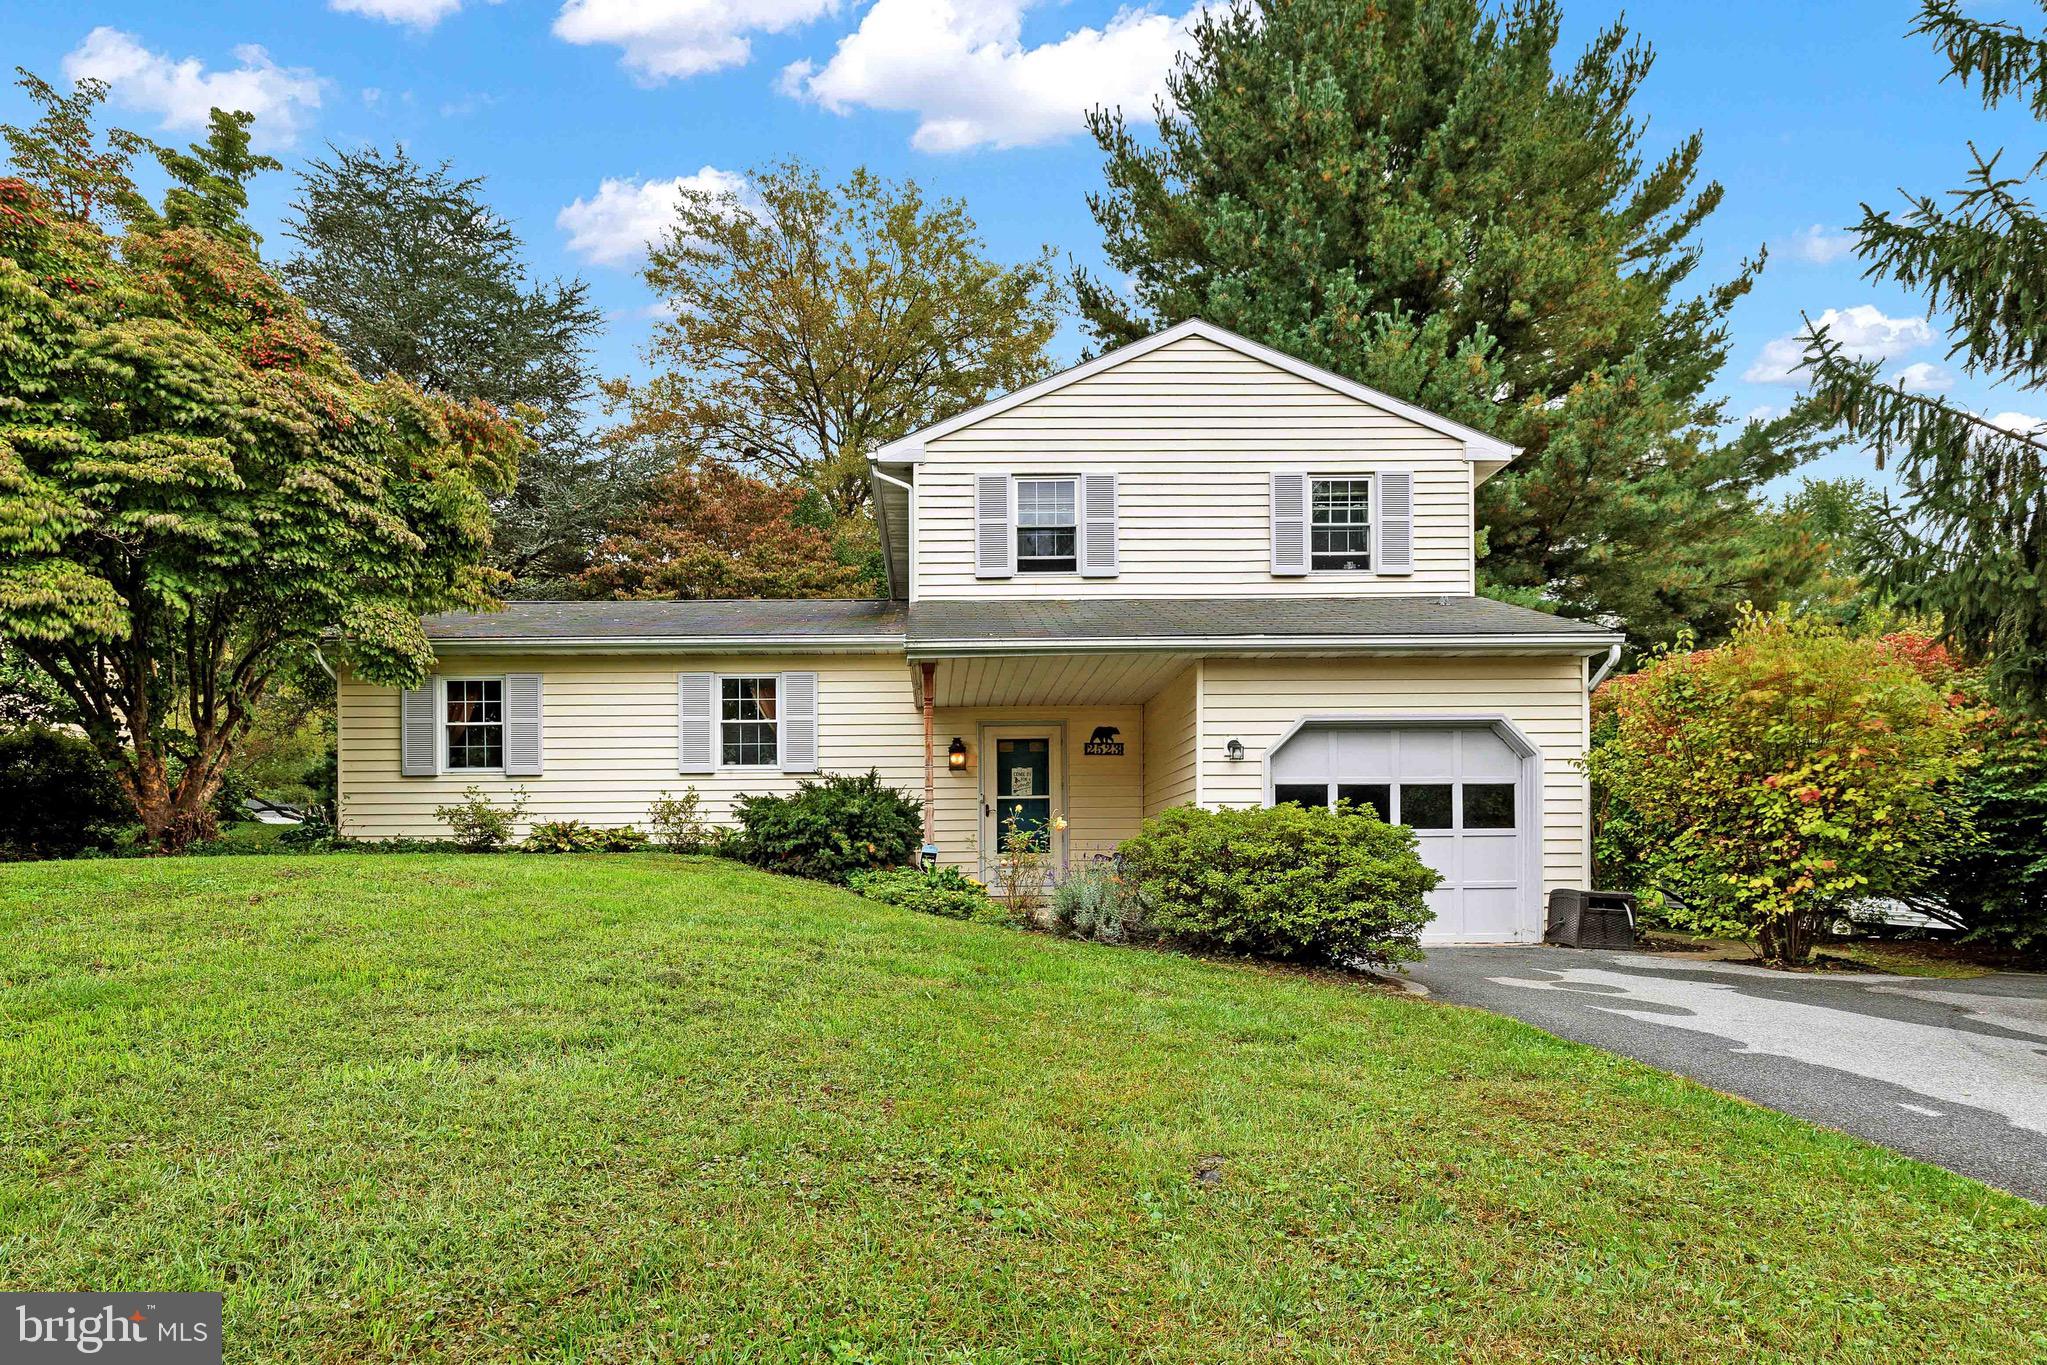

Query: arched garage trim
[1260,713,1546,941]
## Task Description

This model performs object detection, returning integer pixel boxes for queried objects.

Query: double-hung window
[1015,477,1077,573]
[1311,477,1373,571]
[720,676,778,767]
[444,678,504,770]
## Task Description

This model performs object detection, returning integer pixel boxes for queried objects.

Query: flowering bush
[1586,611,1974,962]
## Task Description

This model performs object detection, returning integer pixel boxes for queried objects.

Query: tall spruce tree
[1800,0,2047,711]
[1078,0,1827,648]
[283,145,651,592]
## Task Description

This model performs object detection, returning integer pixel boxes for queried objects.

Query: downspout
[1587,643,1620,694]
[919,661,937,865]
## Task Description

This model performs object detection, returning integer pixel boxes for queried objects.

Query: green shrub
[849,865,1013,924]
[647,788,711,853]
[434,786,528,852]
[1052,864,1151,943]
[1117,804,1438,966]
[600,825,650,852]
[522,819,607,854]
[0,726,131,860]
[729,770,922,883]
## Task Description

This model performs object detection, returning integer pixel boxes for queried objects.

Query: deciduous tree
[0,80,522,848]
[1078,0,1826,649]
[620,160,1064,516]
[1800,1,2047,711]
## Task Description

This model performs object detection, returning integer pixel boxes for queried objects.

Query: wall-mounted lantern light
[1224,738,1245,762]
[947,737,969,772]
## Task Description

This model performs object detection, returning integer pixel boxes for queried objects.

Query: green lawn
[2,856,2041,1363]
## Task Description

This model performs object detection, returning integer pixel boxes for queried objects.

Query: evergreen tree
[1078,0,1826,648]
[1801,0,2047,711]
[283,145,649,592]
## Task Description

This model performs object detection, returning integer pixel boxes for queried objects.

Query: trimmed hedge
[1117,803,1438,965]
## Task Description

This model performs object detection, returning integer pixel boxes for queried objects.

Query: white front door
[980,726,1064,880]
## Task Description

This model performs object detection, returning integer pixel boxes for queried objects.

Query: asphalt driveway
[1404,945,2047,1200]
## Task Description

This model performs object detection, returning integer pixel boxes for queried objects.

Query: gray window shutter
[1079,472,1119,577]
[678,672,714,774]
[503,673,544,776]
[401,682,438,777]
[975,473,1014,578]
[1270,471,1309,576]
[1377,469,1414,574]
[779,671,818,774]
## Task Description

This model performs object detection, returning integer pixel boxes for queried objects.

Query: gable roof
[868,318,1521,465]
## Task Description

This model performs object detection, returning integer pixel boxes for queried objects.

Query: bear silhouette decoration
[1088,725,1121,745]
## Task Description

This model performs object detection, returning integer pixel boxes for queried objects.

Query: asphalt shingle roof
[907,595,1618,643]
[421,599,907,642]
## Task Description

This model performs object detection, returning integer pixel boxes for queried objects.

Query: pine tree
[1800,0,2047,711]
[283,145,649,592]
[1078,0,1828,648]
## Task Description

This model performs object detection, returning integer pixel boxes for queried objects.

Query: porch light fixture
[947,737,968,771]
[1224,738,1245,762]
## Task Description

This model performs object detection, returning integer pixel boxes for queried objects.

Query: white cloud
[1779,223,1857,266]
[1743,305,1934,385]
[553,0,841,82]
[1892,361,1954,394]
[1987,410,2046,436]
[1743,404,1782,423]
[556,168,750,267]
[782,0,1206,152]
[62,27,324,150]
[331,0,464,28]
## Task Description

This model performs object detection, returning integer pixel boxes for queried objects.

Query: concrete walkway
[1404,945,2047,1200]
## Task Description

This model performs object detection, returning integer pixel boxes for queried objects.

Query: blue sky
[5,0,2041,489]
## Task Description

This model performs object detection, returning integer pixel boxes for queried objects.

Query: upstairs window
[1015,477,1077,573]
[720,675,779,767]
[1311,477,1373,571]
[445,678,503,770]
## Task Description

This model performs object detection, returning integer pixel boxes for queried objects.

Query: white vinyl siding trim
[915,335,1473,598]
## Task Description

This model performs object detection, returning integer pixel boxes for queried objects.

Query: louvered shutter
[975,474,1015,578]
[1270,472,1309,576]
[1377,469,1414,574]
[1079,472,1119,577]
[503,673,544,776]
[779,671,818,774]
[401,682,438,777]
[678,672,714,774]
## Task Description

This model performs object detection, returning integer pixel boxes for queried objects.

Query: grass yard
[2,855,2043,1363]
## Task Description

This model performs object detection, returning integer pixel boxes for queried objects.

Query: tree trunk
[122,738,223,853]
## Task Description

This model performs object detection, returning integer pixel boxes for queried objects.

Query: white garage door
[1269,723,1535,943]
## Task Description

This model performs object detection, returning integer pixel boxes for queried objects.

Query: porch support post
[919,661,937,865]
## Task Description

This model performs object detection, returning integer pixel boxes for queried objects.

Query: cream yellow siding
[926,706,1146,875]
[913,334,1473,599]
[338,653,924,839]
[1142,663,1200,817]
[1196,655,1591,895]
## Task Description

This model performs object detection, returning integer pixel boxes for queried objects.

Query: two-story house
[335,320,1622,943]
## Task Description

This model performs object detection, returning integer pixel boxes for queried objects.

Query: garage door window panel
[1336,783,1391,821]
[1399,783,1454,829]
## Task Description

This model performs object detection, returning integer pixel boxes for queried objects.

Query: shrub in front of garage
[1116,803,1439,966]
[728,769,924,883]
